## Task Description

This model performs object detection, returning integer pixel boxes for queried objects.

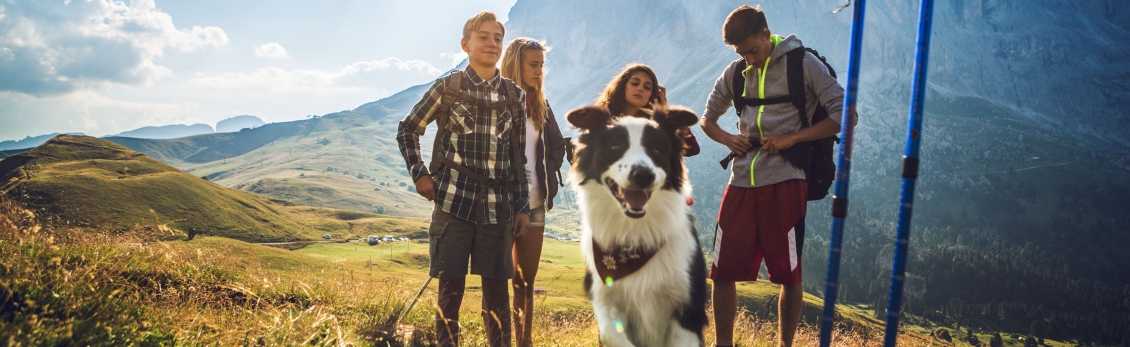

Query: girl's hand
[655,85,668,107]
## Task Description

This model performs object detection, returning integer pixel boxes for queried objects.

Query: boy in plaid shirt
[395,10,530,347]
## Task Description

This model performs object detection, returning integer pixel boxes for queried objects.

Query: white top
[524,120,543,208]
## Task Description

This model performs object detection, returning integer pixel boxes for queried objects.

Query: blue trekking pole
[818,0,866,345]
[883,0,935,345]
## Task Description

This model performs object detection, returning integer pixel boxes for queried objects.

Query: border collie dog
[566,105,707,347]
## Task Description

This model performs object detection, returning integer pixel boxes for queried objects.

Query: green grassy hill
[105,111,437,219]
[0,135,318,242]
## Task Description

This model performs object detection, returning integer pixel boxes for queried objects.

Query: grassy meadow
[1,196,972,346]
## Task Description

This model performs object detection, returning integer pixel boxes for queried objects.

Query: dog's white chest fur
[578,183,701,347]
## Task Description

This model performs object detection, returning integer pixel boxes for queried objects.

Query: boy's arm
[396,78,447,188]
[511,90,531,237]
[701,61,753,154]
[512,90,531,216]
[805,53,849,128]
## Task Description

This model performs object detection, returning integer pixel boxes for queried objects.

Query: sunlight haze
[0,0,517,141]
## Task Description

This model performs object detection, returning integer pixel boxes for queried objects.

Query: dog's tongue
[621,189,649,211]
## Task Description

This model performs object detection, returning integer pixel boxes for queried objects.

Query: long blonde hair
[501,37,548,131]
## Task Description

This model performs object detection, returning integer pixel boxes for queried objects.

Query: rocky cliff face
[504,0,1130,146]
[496,0,1130,292]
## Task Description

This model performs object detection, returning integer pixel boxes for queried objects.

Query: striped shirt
[396,67,530,224]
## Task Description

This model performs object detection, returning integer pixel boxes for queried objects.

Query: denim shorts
[528,205,546,227]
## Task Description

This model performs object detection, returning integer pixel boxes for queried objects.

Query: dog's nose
[628,166,655,187]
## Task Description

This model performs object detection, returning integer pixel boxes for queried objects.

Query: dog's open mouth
[605,177,651,218]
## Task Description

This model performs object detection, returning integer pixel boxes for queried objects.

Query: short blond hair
[463,11,506,41]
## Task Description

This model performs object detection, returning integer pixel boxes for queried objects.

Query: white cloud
[0,0,228,96]
[0,91,200,139]
[441,51,468,67]
[254,42,289,59]
[191,57,444,93]
[0,55,449,141]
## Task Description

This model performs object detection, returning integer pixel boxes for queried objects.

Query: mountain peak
[114,124,215,140]
[216,115,266,133]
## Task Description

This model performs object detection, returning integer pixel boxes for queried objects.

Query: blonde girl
[500,37,568,347]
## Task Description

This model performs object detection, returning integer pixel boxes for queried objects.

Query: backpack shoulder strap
[504,80,522,111]
[430,71,463,175]
[786,47,810,128]
[504,81,529,189]
[730,59,748,118]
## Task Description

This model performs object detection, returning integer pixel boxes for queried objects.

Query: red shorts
[709,179,807,285]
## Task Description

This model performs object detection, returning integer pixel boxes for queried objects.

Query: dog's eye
[651,148,662,155]
[610,145,622,151]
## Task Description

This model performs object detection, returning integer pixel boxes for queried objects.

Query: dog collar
[592,239,662,286]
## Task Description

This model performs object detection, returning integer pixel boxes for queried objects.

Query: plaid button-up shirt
[396,67,530,224]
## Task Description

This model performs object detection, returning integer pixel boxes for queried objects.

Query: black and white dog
[567,105,708,347]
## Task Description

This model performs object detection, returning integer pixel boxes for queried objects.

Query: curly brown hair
[594,63,660,118]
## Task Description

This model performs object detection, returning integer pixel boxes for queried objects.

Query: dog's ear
[653,105,699,130]
[663,105,699,128]
[566,105,612,131]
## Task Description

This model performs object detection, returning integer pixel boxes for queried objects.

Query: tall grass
[0,199,935,346]
[1,200,182,345]
[0,199,425,346]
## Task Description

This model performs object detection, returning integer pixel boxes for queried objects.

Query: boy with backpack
[396,11,530,347]
[699,5,852,347]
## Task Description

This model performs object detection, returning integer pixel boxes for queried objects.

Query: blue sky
[0,0,516,141]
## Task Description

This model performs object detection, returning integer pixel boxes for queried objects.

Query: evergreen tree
[990,332,1004,347]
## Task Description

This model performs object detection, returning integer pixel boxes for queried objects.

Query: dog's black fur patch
[568,105,699,192]
[583,270,593,299]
